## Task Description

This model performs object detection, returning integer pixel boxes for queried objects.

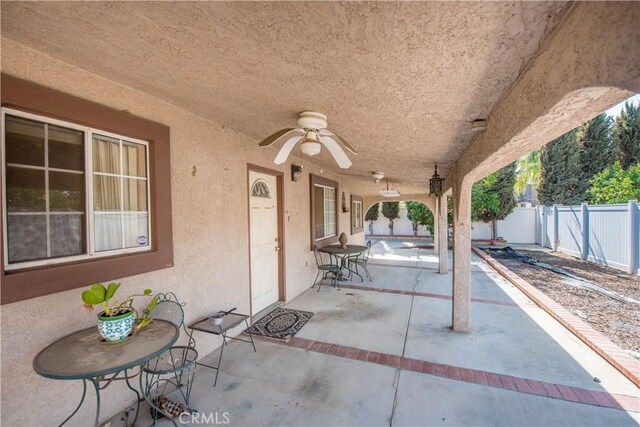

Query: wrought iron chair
[312,245,341,291]
[348,240,372,282]
[139,292,198,426]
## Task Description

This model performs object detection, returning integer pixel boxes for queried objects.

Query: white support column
[452,178,471,332]
[581,202,589,260]
[437,194,448,274]
[433,208,439,254]
[552,204,559,251]
[628,199,638,274]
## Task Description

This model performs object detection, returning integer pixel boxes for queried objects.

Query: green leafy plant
[82,282,157,329]
[588,161,640,204]
[381,202,400,235]
[405,201,434,235]
[365,203,380,234]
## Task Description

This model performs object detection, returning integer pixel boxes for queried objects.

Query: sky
[605,93,640,117]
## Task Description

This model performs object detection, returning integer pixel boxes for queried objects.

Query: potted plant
[81,282,156,342]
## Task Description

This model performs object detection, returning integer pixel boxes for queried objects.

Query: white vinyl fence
[365,201,639,275]
[537,201,639,275]
[468,207,538,243]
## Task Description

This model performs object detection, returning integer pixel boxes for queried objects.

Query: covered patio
[1,1,639,426]
[114,241,639,425]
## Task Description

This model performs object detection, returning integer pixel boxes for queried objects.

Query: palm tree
[514,150,541,196]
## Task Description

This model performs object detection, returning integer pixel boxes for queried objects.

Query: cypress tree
[538,130,582,205]
[575,113,613,199]
[613,101,640,169]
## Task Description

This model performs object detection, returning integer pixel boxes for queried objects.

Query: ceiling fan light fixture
[300,140,321,156]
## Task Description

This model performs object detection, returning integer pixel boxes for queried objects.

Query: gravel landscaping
[486,247,640,355]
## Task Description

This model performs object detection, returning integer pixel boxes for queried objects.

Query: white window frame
[314,183,337,241]
[353,200,363,229]
[2,107,152,271]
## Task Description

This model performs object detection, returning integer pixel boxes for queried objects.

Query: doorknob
[275,246,281,252]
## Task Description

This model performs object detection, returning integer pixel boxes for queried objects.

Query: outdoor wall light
[291,164,303,182]
[429,163,444,197]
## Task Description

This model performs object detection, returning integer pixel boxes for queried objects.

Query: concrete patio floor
[118,240,639,426]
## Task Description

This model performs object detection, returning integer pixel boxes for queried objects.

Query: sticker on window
[138,236,148,246]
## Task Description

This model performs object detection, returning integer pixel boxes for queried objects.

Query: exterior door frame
[247,163,286,317]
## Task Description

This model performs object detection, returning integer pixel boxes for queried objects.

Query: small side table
[188,312,256,387]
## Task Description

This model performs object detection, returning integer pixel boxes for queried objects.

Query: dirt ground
[487,248,640,355]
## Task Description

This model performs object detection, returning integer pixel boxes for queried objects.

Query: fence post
[581,202,589,260]
[629,200,638,274]
[541,206,547,247]
[552,204,559,251]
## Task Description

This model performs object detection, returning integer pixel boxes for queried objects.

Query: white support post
[433,202,439,254]
[552,204,559,251]
[581,202,589,260]
[437,194,448,274]
[629,200,638,274]
[540,206,547,248]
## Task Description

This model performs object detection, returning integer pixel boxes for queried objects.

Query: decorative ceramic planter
[97,310,136,342]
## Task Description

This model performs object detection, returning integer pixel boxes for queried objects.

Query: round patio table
[319,244,368,281]
[33,319,178,427]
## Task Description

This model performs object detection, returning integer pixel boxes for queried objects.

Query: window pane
[5,115,45,167]
[7,215,47,262]
[92,135,120,174]
[94,213,122,252]
[49,125,84,171]
[6,166,45,212]
[123,178,147,211]
[314,185,325,239]
[122,141,147,177]
[50,214,85,257]
[324,188,336,237]
[93,175,121,211]
[50,172,85,212]
[123,213,149,248]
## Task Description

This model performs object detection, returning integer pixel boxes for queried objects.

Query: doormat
[245,307,314,342]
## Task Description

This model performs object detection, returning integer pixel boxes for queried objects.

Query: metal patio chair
[348,240,372,282]
[139,292,198,426]
[312,245,341,291]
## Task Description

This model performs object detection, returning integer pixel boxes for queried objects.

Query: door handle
[275,246,281,252]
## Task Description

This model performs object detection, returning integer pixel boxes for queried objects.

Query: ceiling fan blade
[319,136,352,169]
[258,128,300,147]
[321,129,358,155]
[274,135,304,164]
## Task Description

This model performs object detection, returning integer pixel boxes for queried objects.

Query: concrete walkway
[127,240,640,426]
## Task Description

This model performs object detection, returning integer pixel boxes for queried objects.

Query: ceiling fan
[258,111,357,169]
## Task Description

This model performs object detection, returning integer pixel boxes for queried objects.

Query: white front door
[249,171,280,314]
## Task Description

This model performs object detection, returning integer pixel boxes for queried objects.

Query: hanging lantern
[429,163,444,197]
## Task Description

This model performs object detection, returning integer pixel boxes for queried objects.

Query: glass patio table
[33,319,178,427]
[319,244,368,280]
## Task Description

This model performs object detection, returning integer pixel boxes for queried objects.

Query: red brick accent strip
[339,283,518,307]
[472,245,640,389]
[277,336,640,413]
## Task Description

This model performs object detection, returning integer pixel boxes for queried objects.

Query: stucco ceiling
[1,1,570,185]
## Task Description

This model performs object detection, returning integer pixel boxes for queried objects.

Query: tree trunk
[389,220,394,236]
[369,221,374,235]
[413,222,418,236]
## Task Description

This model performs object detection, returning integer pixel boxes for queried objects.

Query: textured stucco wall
[0,38,363,426]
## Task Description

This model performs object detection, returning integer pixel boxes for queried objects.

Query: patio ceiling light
[379,179,400,198]
[429,163,444,197]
